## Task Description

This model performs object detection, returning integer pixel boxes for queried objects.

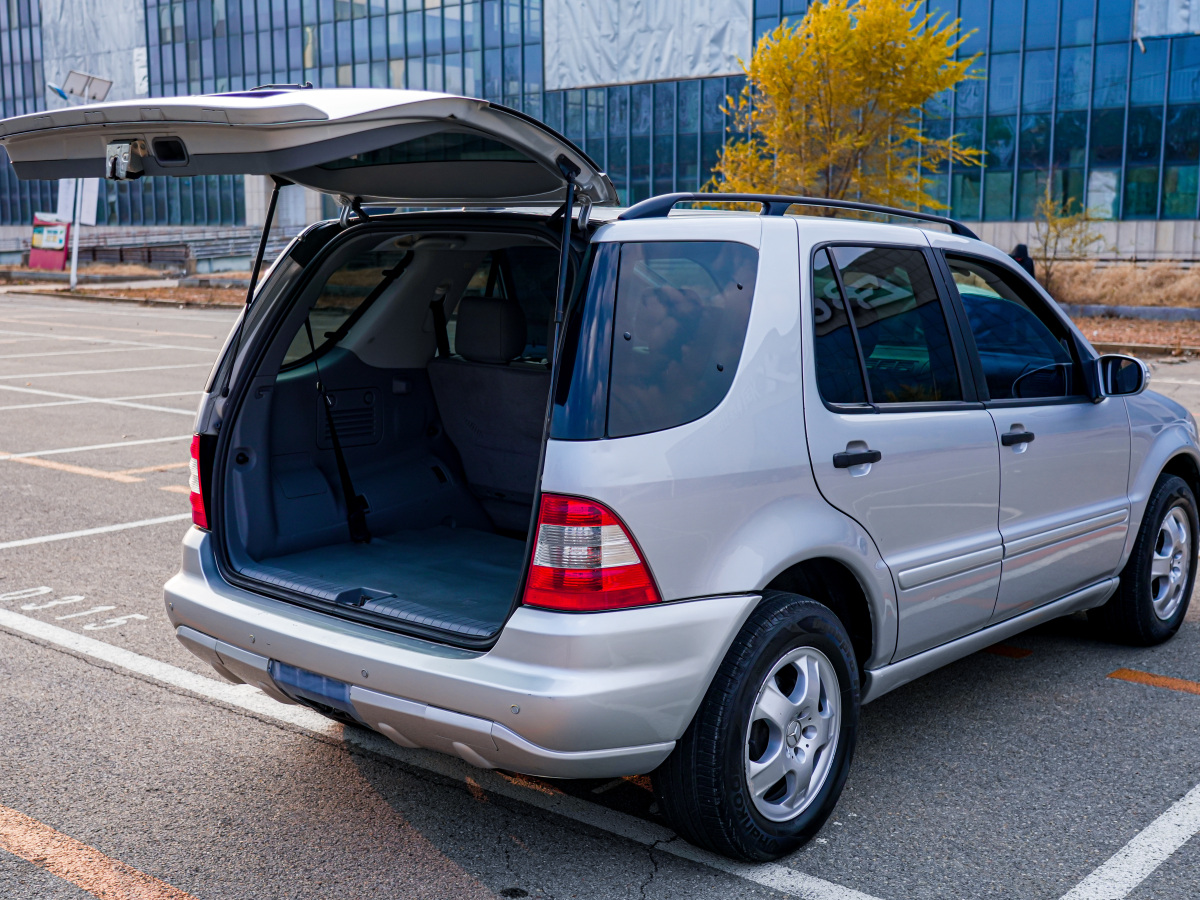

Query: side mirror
[1097,354,1149,397]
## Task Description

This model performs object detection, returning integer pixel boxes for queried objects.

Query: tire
[1090,473,1198,646]
[652,591,859,862]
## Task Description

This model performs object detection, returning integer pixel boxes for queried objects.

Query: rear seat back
[427,295,550,532]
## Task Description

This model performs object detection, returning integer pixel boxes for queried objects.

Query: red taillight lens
[189,434,208,529]
[522,494,660,611]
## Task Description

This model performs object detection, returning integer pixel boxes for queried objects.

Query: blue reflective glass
[425,7,442,54]
[565,89,583,141]
[1020,113,1051,167]
[1096,0,1132,42]
[370,15,386,58]
[1093,43,1128,107]
[991,0,1021,52]
[1058,46,1092,109]
[483,0,499,47]
[523,44,540,92]
[405,11,422,54]
[463,2,480,50]
[387,13,403,56]
[754,0,779,15]
[702,77,726,132]
[988,53,1020,114]
[957,65,986,116]
[631,82,651,135]
[352,17,368,61]
[608,85,628,136]
[1171,36,1200,102]
[678,80,700,133]
[1025,0,1057,49]
[654,82,675,132]
[1054,109,1088,166]
[958,0,989,55]
[483,46,500,96]
[444,3,461,52]
[1023,50,1056,111]
[1130,39,1167,105]
[1090,107,1125,165]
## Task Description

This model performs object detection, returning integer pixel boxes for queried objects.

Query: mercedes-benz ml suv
[4,87,1196,862]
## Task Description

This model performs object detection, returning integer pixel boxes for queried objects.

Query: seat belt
[304,316,372,544]
[429,296,451,357]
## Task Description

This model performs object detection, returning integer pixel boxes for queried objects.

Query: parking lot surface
[1,293,1199,900]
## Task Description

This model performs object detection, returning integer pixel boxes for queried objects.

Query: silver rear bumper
[165,527,759,778]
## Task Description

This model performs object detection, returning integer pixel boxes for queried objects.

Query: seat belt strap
[304,317,371,544]
[429,297,451,357]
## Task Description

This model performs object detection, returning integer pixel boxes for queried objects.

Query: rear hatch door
[0,88,616,207]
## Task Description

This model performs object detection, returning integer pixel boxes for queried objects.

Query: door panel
[804,244,1002,661]
[991,400,1131,618]
[806,407,1003,657]
[936,250,1133,620]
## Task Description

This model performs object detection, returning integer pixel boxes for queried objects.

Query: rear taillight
[189,434,208,529]
[522,494,660,611]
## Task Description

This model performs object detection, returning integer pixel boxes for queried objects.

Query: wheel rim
[1150,505,1191,621]
[744,646,840,823]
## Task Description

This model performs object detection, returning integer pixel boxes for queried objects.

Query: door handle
[833,449,882,468]
[1001,430,1035,446]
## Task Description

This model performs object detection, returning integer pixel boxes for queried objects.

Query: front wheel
[652,591,859,861]
[1090,473,1198,645]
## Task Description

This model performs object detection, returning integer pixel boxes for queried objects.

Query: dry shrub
[1046,261,1200,308]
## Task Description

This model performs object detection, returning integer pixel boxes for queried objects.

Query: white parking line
[0,346,137,361]
[0,609,883,900]
[1059,784,1200,900]
[0,390,201,413]
[0,300,240,323]
[0,435,192,461]
[0,384,198,416]
[0,515,192,551]
[0,362,211,381]
[1155,379,1200,387]
[0,328,223,353]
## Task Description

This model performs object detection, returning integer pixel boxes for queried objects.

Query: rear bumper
[165,527,759,778]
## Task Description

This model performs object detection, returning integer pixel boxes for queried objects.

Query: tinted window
[812,248,867,405]
[946,255,1082,400]
[607,241,758,437]
[551,242,618,440]
[829,246,962,404]
[280,247,411,367]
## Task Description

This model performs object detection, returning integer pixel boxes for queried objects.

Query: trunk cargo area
[220,224,561,643]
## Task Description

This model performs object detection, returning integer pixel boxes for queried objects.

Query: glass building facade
[2,0,1198,225]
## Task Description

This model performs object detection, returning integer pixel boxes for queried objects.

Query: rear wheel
[1090,474,1197,645]
[652,591,858,861]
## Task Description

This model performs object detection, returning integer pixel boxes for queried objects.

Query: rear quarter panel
[540,215,898,669]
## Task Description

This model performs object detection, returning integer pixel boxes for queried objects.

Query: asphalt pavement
[2,293,1200,900]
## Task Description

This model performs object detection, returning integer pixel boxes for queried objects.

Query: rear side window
[812,245,962,405]
[607,241,758,438]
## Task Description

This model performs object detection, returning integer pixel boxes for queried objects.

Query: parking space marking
[0,514,190,551]
[0,383,198,416]
[1108,667,1200,697]
[0,802,199,900]
[159,485,191,494]
[0,300,239,323]
[0,362,211,381]
[0,316,219,340]
[1,453,144,483]
[0,390,201,413]
[0,346,135,361]
[0,435,192,461]
[0,609,885,900]
[116,461,191,475]
[1060,783,1200,900]
[0,328,223,353]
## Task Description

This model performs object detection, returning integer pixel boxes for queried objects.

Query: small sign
[32,222,67,250]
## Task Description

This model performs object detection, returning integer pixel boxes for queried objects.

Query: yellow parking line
[0,454,142,484]
[1109,668,1200,697]
[116,462,190,475]
[0,802,198,900]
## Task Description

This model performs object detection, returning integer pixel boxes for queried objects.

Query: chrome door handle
[833,449,882,468]
[1001,430,1035,446]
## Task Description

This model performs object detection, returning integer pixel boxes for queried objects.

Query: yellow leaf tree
[713,0,983,210]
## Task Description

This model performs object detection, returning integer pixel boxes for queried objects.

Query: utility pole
[69,178,82,289]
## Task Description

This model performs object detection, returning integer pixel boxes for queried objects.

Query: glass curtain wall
[0,0,55,225]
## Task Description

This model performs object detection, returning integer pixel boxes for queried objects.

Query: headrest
[454,296,527,364]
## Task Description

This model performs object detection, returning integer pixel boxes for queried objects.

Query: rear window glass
[607,241,758,438]
[280,248,410,367]
[319,134,528,169]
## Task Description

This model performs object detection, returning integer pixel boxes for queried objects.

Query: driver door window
[943,256,1084,401]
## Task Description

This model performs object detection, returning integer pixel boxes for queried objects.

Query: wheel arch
[764,557,877,678]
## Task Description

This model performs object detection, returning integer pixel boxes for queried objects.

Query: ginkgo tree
[712,0,983,210]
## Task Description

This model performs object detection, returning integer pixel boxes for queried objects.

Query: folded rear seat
[427,295,550,532]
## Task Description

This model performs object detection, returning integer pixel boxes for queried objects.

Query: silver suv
[6,88,1197,862]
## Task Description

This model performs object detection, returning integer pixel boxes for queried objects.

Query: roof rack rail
[617,192,979,240]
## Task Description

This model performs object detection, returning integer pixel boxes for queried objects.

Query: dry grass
[1073,315,1200,351]
[0,262,168,277]
[73,286,246,306]
[1047,262,1200,308]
